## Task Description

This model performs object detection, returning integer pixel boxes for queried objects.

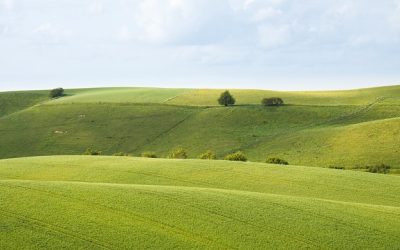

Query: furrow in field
[1,178,399,248]
[0,208,113,249]
[0,180,324,247]
[2,179,399,210]
[0,181,234,249]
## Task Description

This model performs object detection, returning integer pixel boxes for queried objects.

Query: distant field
[0,156,399,249]
[0,85,399,171]
[45,85,400,106]
[50,87,191,104]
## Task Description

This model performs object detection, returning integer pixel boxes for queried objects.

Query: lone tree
[262,97,284,106]
[218,91,236,106]
[49,88,64,98]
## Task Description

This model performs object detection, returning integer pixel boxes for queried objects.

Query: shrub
[366,164,391,174]
[141,151,157,158]
[218,91,236,106]
[113,152,129,156]
[83,148,102,156]
[262,97,284,106]
[198,150,216,160]
[168,148,188,159]
[266,157,289,165]
[328,165,345,170]
[224,151,247,162]
[49,88,64,98]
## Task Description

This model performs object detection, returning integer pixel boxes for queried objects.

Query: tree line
[84,147,290,165]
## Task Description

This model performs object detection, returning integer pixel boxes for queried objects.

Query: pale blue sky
[1,0,399,91]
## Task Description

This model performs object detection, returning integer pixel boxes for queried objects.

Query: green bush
[49,88,64,98]
[198,150,216,160]
[224,151,247,162]
[266,157,289,165]
[83,148,102,156]
[113,152,129,156]
[168,148,188,159]
[262,97,284,106]
[366,164,391,174]
[218,90,236,106]
[141,151,157,158]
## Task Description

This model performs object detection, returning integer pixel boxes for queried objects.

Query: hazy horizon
[1,81,399,92]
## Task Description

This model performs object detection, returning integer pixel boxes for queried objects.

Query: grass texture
[0,156,399,249]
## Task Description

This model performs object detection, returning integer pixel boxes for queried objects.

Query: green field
[0,156,399,249]
[0,86,399,172]
[1,85,400,248]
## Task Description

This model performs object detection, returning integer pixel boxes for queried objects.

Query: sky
[0,0,400,91]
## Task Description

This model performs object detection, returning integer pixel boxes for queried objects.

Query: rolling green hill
[0,85,399,172]
[0,90,48,117]
[0,156,399,249]
[50,85,400,106]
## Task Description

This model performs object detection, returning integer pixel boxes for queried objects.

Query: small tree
[168,147,188,159]
[198,150,217,160]
[49,88,64,98]
[141,151,157,158]
[83,148,102,156]
[224,151,247,162]
[218,91,236,106]
[266,157,289,165]
[262,97,284,106]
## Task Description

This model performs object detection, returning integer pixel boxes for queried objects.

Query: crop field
[0,86,399,172]
[0,156,399,249]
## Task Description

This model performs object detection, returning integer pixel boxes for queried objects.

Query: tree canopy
[218,91,236,106]
[49,88,64,98]
[262,97,284,106]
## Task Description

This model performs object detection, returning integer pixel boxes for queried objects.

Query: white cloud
[88,1,104,14]
[389,0,400,32]
[132,0,236,45]
[133,0,200,43]
[0,25,8,35]
[243,0,284,10]
[0,0,14,10]
[257,24,290,48]
[33,23,54,34]
[251,7,282,22]
[0,0,400,90]
[117,25,132,41]
[176,44,250,65]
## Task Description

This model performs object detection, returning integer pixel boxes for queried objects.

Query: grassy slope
[0,90,48,117]
[51,85,400,106]
[0,86,399,170]
[51,87,190,104]
[0,156,399,249]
